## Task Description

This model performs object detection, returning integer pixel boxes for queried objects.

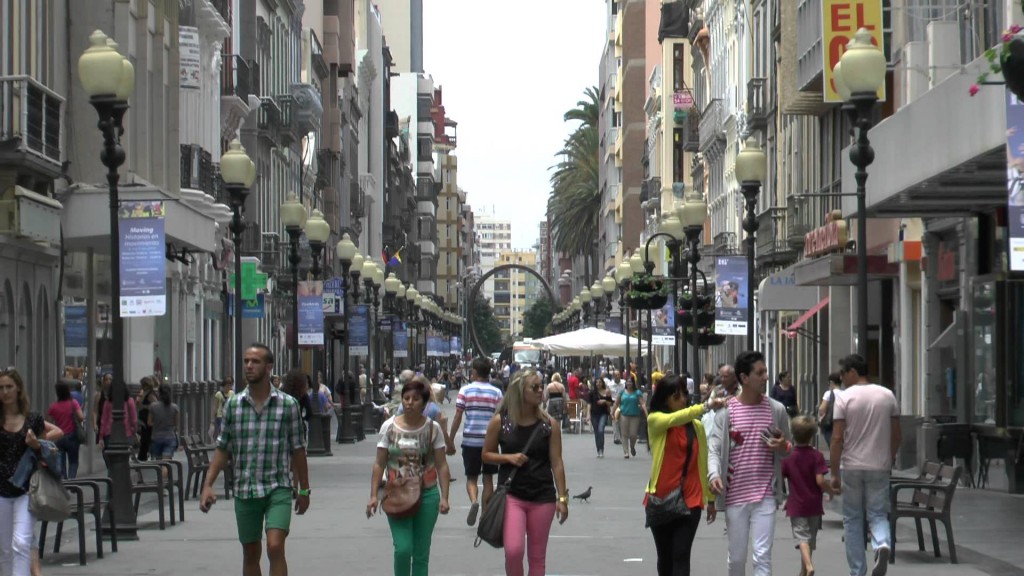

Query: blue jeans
[592,413,609,454]
[57,435,80,479]
[841,469,891,576]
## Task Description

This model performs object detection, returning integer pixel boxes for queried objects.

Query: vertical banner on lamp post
[118,201,167,317]
[450,336,461,356]
[821,0,885,103]
[349,304,370,356]
[322,277,345,316]
[297,281,324,346]
[1007,91,1024,271]
[652,292,675,346]
[393,319,408,358]
[715,256,749,336]
[64,305,88,358]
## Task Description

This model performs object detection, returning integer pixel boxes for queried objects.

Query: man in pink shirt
[830,353,900,576]
[708,351,793,576]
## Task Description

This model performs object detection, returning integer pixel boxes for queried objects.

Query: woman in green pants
[367,375,451,576]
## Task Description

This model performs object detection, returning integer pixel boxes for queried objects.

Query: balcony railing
[678,110,699,153]
[0,75,64,169]
[755,207,798,267]
[747,78,768,133]
[180,144,216,196]
[713,231,737,254]
[698,99,725,152]
[220,55,251,101]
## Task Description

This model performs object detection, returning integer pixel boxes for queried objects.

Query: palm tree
[548,86,601,285]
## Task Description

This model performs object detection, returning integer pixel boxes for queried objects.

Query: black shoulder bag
[645,422,696,528]
[475,418,546,549]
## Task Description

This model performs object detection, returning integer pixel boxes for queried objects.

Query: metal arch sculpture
[467,264,559,358]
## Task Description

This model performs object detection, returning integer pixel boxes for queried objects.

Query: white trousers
[0,495,33,576]
[725,496,776,576]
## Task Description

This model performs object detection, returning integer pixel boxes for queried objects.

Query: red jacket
[568,374,580,400]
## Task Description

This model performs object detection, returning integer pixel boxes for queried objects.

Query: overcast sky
[423,1,607,250]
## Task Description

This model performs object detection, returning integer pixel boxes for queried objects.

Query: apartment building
[432,87,462,311]
[495,250,538,340]
[475,210,512,305]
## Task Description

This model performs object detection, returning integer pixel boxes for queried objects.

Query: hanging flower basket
[970,24,1024,99]
[676,308,693,326]
[627,274,669,310]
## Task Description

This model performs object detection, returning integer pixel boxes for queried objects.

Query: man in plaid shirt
[200,344,310,576]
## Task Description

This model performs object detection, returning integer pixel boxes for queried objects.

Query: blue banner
[652,292,675,346]
[1007,91,1024,270]
[379,316,393,332]
[64,305,88,357]
[298,281,324,346]
[449,336,461,356]
[349,304,369,356]
[243,294,265,319]
[392,319,408,358]
[118,201,166,317]
[427,334,448,357]
[715,255,748,336]
[322,277,345,315]
[603,317,622,334]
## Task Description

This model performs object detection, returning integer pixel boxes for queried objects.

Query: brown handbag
[382,422,434,519]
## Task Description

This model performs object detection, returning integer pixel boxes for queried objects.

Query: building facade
[495,250,538,340]
[432,86,461,311]
[474,209,512,305]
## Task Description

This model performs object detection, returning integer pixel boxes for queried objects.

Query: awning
[61,177,227,254]
[756,265,821,311]
[839,57,1005,218]
[785,296,830,336]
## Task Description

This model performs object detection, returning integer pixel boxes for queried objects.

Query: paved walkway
[39,405,1024,575]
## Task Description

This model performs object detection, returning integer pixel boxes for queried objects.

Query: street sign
[673,90,694,109]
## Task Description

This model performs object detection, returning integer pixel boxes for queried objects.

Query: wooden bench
[890,464,962,564]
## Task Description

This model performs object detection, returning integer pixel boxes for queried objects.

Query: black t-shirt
[771,383,799,416]
[589,389,614,418]
[497,417,556,503]
[0,413,45,497]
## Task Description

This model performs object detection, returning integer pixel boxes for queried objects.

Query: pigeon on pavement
[573,486,593,503]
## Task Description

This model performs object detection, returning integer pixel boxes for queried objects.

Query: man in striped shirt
[201,344,309,576]
[450,357,503,526]
[708,350,793,576]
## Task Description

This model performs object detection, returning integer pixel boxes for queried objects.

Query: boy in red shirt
[782,416,835,576]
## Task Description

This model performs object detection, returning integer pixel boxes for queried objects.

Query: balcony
[713,231,737,254]
[755,207,798,268]
[698,99,725,153]
[604,127,618,159]
[310,30,329,80]
[220,55,253,141]
[208,0,231,25]
[0,76,64,177]
[180,144,216,196]
[747,78,768,133]
[257,96,281,142]
[677,110,699,153]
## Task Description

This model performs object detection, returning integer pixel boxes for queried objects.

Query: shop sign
[804,214,848,258]
[822,0,886,103]
[673,91,694,110]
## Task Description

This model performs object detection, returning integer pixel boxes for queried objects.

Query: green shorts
[234,488,293,544]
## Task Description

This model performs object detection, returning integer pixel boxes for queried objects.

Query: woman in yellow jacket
[644,373,724,576]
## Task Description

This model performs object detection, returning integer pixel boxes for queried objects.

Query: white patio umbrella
[535,326,650,357]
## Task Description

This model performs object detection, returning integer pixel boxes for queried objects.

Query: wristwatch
[297,488,311,497]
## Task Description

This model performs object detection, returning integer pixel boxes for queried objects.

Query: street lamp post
[304,209,330,380]
[643,213,685,375]
[615,261,633,372]
[834,28,886,359]
[590,282,604,326]
[628,252,646,378]
[220,140,257,387]
[736,137,767,351]
[679,188,709,383]
[79,29,139,540]
[334,233,357,390]
[281,193,307,369]
[579,289,593,327]
[362,261,380,387]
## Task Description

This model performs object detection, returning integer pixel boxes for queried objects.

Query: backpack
[820,390,836,430]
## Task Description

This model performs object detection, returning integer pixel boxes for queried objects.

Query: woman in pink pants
[483,368,569,575]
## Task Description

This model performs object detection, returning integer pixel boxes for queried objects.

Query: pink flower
[969,84,980,97]
[1011,25,1023,34]
[1003,33,1015,43]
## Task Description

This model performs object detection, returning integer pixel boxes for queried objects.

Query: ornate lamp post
[220,141,257,385]
[615,261,633,371]
[736,137,767,350]
[570,298,582,330]
[305,210,330,278]
[641,212,685,375]
[281,193,307,369]
[679,188,709,382]
[834,28,886,359]
[601,276,616,318]
[79,29,141,540]
[578,289,593,327]
[406,288,420,366]
[335,234,357,401]
[589,282,604,326]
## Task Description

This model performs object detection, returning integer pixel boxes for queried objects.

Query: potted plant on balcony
[626,273,669,310]
[970,19,1024,99]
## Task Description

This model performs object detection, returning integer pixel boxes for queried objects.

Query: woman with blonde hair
[544,372,567,430]
[483,369,569,576]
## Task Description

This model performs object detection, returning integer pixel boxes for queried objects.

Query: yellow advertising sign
[822,0,886,102]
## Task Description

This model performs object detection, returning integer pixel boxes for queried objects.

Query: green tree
[522,297,556,339]
[547,86,601,285]
[471,294,503,355]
